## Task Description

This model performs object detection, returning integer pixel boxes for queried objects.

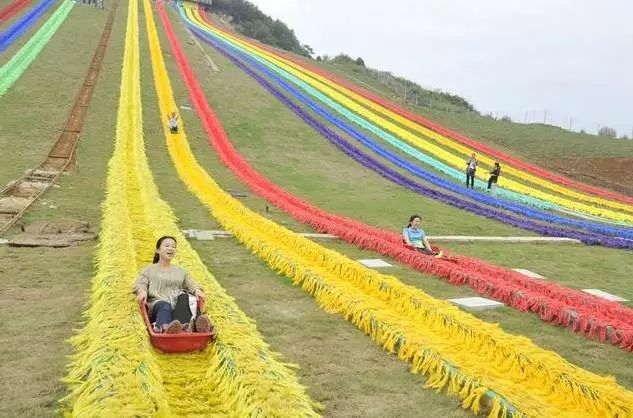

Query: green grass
[0,1,120,414]
[314,60,633,160]
[1,2,633,417]
[0,4,108,188]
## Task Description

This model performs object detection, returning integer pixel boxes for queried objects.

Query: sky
[246,0,633,137]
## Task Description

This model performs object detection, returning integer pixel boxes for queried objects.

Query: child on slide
[168,112,179,134]
[402,214,443,258]
[134,235,215,336]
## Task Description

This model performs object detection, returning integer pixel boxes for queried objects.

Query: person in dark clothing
[488,161,501,194]
[465,153,477,189]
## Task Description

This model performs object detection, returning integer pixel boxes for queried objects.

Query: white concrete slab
[301,233,338,239]
[512,268,546,279]
[448,297,504,311]
[196,231,215,241]
[428,236,580,244]
[582,289,628,302]
[358,259,393,268]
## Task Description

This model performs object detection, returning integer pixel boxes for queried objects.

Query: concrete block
[582,289,628,302]
[448,297,504,311]
[358,259,393,268]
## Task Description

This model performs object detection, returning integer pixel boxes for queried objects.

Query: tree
[355,57,365,67]
[598,126,617,138]
[302,44,314,56]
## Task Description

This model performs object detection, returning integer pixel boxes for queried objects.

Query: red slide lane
[198,9,633,206]
[0,0,32,24]
[158,2,633,352]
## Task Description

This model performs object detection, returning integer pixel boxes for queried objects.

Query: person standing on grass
[465,152,477,189]
[402,214,443,258]
[488,161,501,194]
[134,235,214,335]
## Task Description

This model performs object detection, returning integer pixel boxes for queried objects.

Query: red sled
[139,299,214,353]
[403,242,459,263]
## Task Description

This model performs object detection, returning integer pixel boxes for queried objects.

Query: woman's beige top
[134,264,202,310]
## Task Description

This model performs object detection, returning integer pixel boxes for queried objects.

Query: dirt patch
[9,220,96,247]
[543,157,633,197]
[0,197,30,213]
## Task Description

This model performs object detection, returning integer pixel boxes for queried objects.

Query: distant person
[402,214,443,257]
[488,161,501,194]
[168,112,179,134]
[134,236,214,335]
[465,153,477,189]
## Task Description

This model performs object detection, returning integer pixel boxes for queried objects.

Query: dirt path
[545,157,633,197]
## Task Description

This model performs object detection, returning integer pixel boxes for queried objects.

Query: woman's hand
[137,291,147,304]
[196,290,206,302]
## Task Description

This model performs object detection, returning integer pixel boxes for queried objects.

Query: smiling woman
[134,235,213,334]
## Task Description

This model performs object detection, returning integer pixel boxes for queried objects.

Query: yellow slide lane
[61,1,319,415]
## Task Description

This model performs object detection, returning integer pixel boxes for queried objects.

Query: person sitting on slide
[168,112,179,134]
[134,235,214,335]
[402,214,443,258]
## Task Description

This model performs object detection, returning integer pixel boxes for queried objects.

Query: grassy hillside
[1,2,632,416]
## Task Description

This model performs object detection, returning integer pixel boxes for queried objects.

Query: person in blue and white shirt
[402,214,443,257]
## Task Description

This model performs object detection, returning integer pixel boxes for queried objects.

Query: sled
[140,298,214,353]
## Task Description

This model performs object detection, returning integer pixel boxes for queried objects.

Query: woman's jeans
[151,293,193,328]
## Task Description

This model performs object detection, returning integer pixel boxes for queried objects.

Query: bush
[598,126,617,138]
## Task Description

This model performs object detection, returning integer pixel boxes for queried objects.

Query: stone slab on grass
[196,231,216,241]
[448,297,504,311]
[582,289,628,302]
[512,268,546,279]
[358,259,393,268]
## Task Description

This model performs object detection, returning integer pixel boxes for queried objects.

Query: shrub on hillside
[598,126,617,138]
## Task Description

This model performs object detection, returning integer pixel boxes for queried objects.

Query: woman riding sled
[134,235,214,335]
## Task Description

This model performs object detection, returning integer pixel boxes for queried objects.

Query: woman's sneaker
[165,320,183,334]
[195,315,212,333]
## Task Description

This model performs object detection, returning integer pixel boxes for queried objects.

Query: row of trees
[210,0,310,56]
[322,54,476,113]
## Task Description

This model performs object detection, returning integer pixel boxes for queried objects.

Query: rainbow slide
[0,0,32,25]
[181,5,633,251]
[140,2,633,416]
[0,0,73,96]
[188,6,633,228]
[0,0,55,53]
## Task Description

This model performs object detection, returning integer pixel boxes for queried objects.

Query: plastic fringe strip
[0,0,55,53]
[0,0,72,96]
[0,0,33,24]
[60,1,319,415]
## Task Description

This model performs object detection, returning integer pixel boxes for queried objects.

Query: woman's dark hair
[495,162,500,167]
[153,235,177,263]
[407,214,421,228]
